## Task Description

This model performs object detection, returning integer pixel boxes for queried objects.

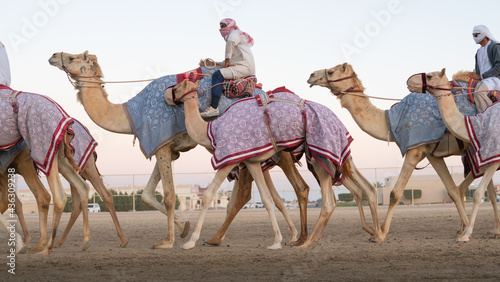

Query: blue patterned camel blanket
[124,67,265,158]
[386,86,477,156]
[208,90,353,180]
[0,86,74,175]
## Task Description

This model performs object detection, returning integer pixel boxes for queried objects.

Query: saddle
[223,76,257,99]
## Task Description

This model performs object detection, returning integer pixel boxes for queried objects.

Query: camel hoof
[181,240,196,250]
[266,243,282,250]
[204,238,221,246]
[53,241,63,248]
[120,238,129,248]
[36,248,51,255]
[153,242,174,249]
[16,244,29,255]
[29,244,46,252]
[487,232,499,239]
[180,221,190,238]
[82,240,91,251]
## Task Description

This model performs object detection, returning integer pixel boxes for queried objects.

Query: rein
[323,70,402,101]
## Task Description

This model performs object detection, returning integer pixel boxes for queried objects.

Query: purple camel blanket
[208,89,353,180]
[464,102,500,178]
[0,86,74,175]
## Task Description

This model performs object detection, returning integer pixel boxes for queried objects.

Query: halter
[406,72,453,98]
[323,69,364,96]
[173,89,198,103]
[60,52,104,89]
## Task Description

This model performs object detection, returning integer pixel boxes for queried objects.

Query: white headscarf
[473,25,497,44]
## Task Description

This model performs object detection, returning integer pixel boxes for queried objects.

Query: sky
[2,0,500,195]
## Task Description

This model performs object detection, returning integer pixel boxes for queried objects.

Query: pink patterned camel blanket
[69,119,98,174]
[464,102,500,178]
[208,89,353,180]
[0,85,74,175]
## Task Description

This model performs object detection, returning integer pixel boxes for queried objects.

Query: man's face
[220,23,227,29]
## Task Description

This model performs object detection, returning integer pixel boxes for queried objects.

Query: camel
[0,85,94,254]
[172,79,381,249]
[0,213,28,254]
[407,68,500,241]
[307,63,479,243]
[48,51,315,247]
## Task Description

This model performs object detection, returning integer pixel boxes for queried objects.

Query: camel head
[49,51,103,79]
[406,68,449,95]
[307,63,364,94]
[172,79,200,103]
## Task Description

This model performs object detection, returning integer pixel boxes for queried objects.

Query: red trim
[0,138,23,151]
[0,84,13,90]
[267,86,295,95]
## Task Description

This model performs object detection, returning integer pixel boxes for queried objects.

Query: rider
[0,41,11,87]
[200,18,256,117]
[468,25,500,112]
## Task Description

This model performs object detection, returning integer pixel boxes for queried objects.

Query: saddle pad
[208,91,352,180]
[386,90,477,156]
[465,102,500,176]
[124,66,265,158]
[0,87,73,175]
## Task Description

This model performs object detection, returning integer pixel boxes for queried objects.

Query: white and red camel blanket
[464,102,500,178]
[208,88,353,180]
[0,85,74,175]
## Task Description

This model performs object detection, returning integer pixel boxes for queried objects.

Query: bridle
[324,69,364,97]
[407,72,453,98]
[60,52,104,89]
[173,89,198,103]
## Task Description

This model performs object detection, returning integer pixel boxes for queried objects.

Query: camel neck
[430,91,470,142]
[78,86,133,134]
[340,93,394,142]
[182,97,211,149]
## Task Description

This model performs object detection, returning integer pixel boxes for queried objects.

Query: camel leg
[0,213,28,254]
[379,148,425,242]
[153,148,177,249]
[457,173,475,233]
[39,152,67,255]
[263,170,298,245]
[276,152,310,246]
[84,156,128,247]
[53,185,81,248]
[426,154,470,234]
[205,170,253,246]
[486,181,500,238]
[142,162,190,238]
[298,160,335,249]
[456,164,500,242]
[13,195,31,248]
[182,165,235,250]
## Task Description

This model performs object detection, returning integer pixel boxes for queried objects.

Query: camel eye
[69,57,75,61]
[426,75,432,80]
[327,71,334,75]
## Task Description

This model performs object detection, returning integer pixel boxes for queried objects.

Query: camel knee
[389,191,402,205]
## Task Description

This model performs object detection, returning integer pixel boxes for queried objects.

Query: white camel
[307,63,480,243]
[408,68,500,241]
[172,79,381,249]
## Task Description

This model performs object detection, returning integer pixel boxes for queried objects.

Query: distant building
[380,173,469,205]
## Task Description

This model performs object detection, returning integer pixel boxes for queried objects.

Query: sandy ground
[2,203,500,281]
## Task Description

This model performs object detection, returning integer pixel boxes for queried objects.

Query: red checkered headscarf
[219,18,254,46]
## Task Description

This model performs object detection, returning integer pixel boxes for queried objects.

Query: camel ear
[195,80,200,88]
[83,50,89,61]
[341,63,348,72]
[440,68,446,77]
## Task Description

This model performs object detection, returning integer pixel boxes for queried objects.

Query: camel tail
[63,129,82,174]
[341,157,353,180]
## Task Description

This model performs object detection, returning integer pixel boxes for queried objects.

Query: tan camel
[172,79,381,249]
[48,52,314,247]
[307,63,477,243]
[1,145,51,251]
[407,68,500,241]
